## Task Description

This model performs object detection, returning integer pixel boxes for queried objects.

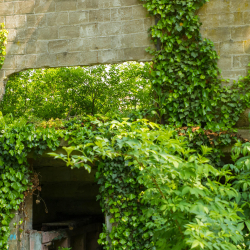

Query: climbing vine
[0,24,7,70]
[142,0,250,129]
[96,158,154,249]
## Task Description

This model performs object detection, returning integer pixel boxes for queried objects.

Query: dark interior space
[31,157,104,250]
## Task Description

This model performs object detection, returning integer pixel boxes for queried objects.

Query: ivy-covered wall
[0,0,250,99]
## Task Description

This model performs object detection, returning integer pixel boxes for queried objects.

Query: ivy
[0,23,7,70]
[1,0,250,249]
[141,0,250,129]
[96,158,154,249]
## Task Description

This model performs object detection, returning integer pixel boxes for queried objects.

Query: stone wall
[0,0,250,109]
[0,0,154,98]
[199,0,250,83]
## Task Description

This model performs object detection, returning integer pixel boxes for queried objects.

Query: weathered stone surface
[0,0,154,99]
[199,0,250,82]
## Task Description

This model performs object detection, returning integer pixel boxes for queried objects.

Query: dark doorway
[31,157,104,250]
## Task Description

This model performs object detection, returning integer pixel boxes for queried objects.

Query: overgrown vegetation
[50,118,250,250]
[0,23,7,70]
[0,63,152,119]
[143,0,250,129]
[1,0,250,250]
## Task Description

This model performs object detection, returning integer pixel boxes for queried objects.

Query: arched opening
[1,63,152,120]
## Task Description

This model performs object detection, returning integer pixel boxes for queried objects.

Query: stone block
[134,32,152,47]
[79,51,98,65]
[36,40,48,53]
[47,12,68,26]
[0,2,14,15]
[231,26,250,41]
[14,1,35,14]
[85,0,98,9]
[120,34,134,47]
[37,26,58,40]
[132,5,149,19]
[244,39,250,53]
[26,41,37,54]
[6,42,26,55]
[144,17,155,31]
[243,11,250,24]
[122,19,144,34]
[99,0,121,8]
[59,26,80,39]
[27,14,47,28]
[1,55,16,69]
[0,71,5,82]
[36,53,57,67]
[68,38,92,52]
[230,0,250,12]
[7,29,17,42]
[23,55,37,69]
[56,0,77,11]
[120,0,140,7]
[221,69,246,80]
[80,23,98,37]
[219,12,243,26]
[220,41,244,55]
[217,55,232,70]
[206,27,231,42]
[236,129,250,142]
[97,49,118,64]
[199,14,219,28]
[89,9,110,23]
[48,40,69,53]
[124,47,150,61]
[236,109,250,127]
[6,15,26,29]
[111,7,133,21]
[16,27,38,41]
[92,36,112,50]
[110,36,121,49]
[69,11,88,25]
[34,0,55,14]
[16,54,37,69]
[76,0,87,10]
[206,0,230,14]
[56,52,80,66]
[98,22,121,36]
[233,55,250,68]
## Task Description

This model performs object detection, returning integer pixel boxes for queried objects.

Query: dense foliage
[0,23,7,70]
[51,118,250,250]
[0,62,152,119]
[97,158,154,249]
[143,0,250,129]
[1,0,250,249]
